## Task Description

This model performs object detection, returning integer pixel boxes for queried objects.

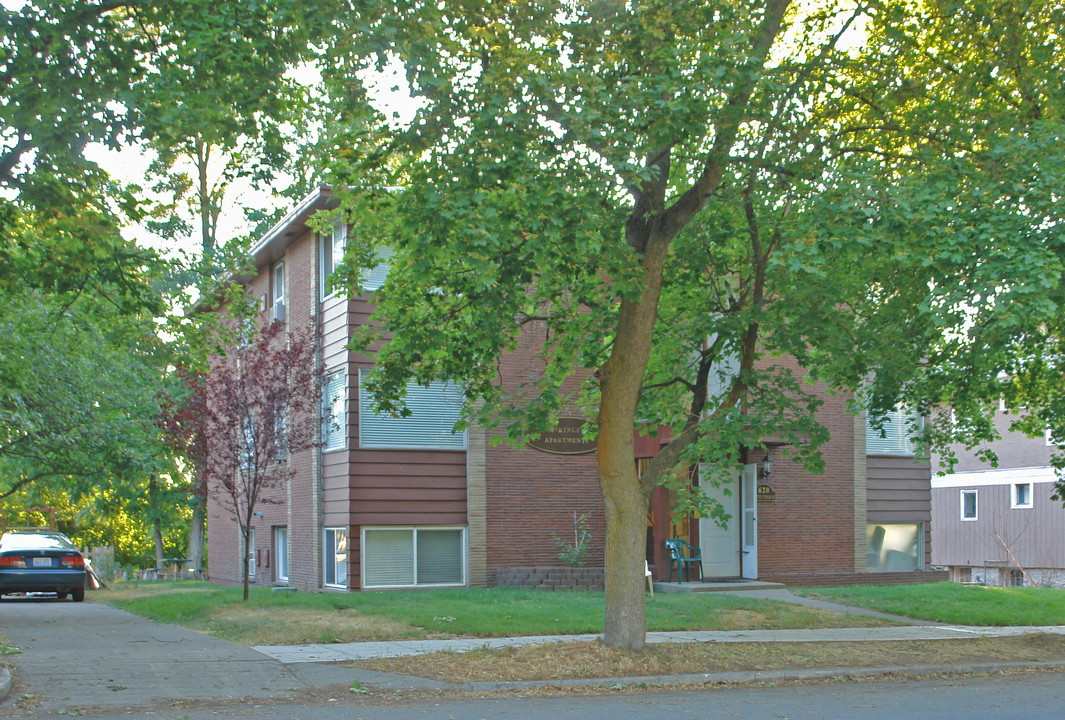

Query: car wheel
[57,592,68,600]
[72,587,85,602]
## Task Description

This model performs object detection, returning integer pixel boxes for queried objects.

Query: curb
[450,659,1065,692]
[0,665,11,704]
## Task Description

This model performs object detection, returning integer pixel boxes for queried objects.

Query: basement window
[362,527,466,588]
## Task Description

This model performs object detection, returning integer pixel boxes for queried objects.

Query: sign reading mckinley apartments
[527,417,596,455]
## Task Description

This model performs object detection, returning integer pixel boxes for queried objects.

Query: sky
[81,56,420,260]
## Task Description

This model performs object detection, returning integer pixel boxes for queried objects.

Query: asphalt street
[4,671,1065,720]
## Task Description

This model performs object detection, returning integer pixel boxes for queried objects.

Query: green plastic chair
[665,538,703,583]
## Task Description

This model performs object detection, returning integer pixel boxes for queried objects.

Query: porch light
[761,454,774,478]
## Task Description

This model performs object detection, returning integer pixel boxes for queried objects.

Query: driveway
[0,597,356,715]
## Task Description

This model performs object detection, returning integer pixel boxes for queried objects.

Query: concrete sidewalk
[255,625,1065,663]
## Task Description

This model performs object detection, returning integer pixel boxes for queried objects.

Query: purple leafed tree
[204,318,321,600]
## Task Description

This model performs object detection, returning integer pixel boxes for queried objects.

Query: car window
[0,532,77,551]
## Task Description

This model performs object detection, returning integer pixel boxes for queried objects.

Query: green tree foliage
[133,0,337,262]
[0,197,190,563]
[0,0,145,201]
[2,0,340,571]
[325,0,1065,648]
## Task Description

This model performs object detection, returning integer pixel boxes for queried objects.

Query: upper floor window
[322,370,346,451]
[1012,482,1033,509]
[961,490,977,521]
[361,246,393,293]
[270,261,286,324]
[321,218,347,299]
[865,406,921,456]
[358,369,466,450]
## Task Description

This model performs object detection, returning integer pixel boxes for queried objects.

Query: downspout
[313,226,324,591]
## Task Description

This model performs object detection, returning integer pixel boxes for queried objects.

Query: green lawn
[795,582,1065,626]
[91,581,886,645]
[91,580,1065,646]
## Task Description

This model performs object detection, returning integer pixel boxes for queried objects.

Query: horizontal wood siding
[348,449,467,525]
[867,454,932,568]
[931,481,1065,568]
[322,449,349,529]
[347,290,467,526]
[321,291,349,530]
[321,295,348,372]
[935,408,1058,473]
[866,455,931,523]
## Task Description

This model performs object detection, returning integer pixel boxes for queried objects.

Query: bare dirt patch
[704,606,893,629]
[206,606,419,645]
[350,634,1065,683]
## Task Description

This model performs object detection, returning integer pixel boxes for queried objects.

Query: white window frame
[270,261,286,324]
[274,403,288,464]
[321,218,347,299]
[239,414,254,470]
[274,526,288,584]
[361,526,468,589]
[866,522,924,572]
[323,526,348,588]
[1012,482,1033,509]
[322,370,346,452]
[961,490,978,521]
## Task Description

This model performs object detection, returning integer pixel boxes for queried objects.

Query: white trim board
[932,465,1058,489]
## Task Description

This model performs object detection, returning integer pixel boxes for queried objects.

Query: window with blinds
[865,406,921,456]
[361,247,393,292]
[362,527,466,588]
[358,369,466,450]
[322,371,346,451]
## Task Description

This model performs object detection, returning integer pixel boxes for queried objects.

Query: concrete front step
[652,579,785,593]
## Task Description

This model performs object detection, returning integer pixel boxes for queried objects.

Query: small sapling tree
[202,318,320,600]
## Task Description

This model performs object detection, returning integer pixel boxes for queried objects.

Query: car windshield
[0,532,78,551]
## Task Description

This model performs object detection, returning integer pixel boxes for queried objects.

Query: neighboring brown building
[932,405,1065,587]
[207,186,939,591]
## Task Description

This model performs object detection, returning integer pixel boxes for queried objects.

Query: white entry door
[698,464,740,578]
[741,464,758,579]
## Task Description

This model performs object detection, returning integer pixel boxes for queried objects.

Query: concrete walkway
[256,626,1065,663]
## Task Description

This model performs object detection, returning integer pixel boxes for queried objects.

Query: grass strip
[94,582,890,646]
[793,583,1065,626]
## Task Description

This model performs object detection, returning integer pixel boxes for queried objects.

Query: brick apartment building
[207,186,940,591]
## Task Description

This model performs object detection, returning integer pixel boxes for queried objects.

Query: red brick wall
[753,355,858,577]
[206,224,324,591]
[485,319,605,579]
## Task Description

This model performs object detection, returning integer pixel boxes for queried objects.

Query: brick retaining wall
[494,566,605,590]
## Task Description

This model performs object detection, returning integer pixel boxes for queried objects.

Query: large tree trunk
[599,432,653,649]
[187,495,205,578]
[153,524,165,573]
[598,231,669,650]
[149,474,165,572]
